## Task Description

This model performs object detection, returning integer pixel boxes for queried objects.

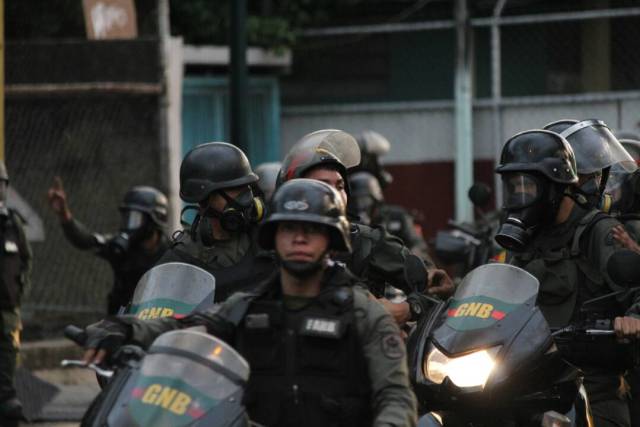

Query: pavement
[15,339,100,426]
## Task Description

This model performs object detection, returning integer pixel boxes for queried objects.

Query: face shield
[501,173,543,209]
[120,209,146,232]
[561,120,638,175]
[289,129,361,171]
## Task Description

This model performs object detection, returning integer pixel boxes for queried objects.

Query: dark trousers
[0,309,20,401]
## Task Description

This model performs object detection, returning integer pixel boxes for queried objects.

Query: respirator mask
[495,173,563,252]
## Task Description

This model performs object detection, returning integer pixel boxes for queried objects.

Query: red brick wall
[384,160,497,240]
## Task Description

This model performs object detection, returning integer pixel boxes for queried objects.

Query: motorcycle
[62,262,254,426]
[408,250,640,427]
[433,183,504,280]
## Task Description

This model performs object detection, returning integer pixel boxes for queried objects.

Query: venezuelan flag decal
[445,295,518,331]
[129,375,218,426]
[491,250,507,263]
[129,298,197,320]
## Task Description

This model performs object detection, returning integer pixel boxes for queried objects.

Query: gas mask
[495,173,564,252]
[192,188,265,247]
[351,194,376,225]
[110,210,153,255]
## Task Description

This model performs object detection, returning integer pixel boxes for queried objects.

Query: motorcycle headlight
[424,345,500,389]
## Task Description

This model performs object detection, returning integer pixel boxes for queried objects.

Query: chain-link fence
[282,3,640,238]
[6,40,165,335]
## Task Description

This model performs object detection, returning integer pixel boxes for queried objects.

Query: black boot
[0,396,24,420]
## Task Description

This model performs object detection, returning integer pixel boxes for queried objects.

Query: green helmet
[258,179,351,253]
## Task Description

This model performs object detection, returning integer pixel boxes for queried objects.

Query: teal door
[182,77,281,165]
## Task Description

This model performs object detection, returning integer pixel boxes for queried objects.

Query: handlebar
[551,320,616,337]
[60,359,114,378]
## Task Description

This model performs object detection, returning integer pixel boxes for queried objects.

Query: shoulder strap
[570,209,611,256]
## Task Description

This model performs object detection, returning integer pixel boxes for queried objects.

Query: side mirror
[468,183,492,208]
[606,249,640,288]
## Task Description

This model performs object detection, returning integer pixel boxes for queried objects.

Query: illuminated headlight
[424,346,500,389]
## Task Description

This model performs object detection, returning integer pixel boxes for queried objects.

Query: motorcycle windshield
[128,263,216,320]
[124,330,249,426]
[445,264,539,331]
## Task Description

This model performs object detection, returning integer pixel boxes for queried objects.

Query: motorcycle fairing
[127,262,216,318]
[128,375,219,425]
[445,295,520,332]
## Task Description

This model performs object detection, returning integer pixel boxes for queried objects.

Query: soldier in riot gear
[495,129,640,427]
[351,130,431,259]
[543,119,637,212]
[278,129,453,325]
[80,179,418,427]
[156,142,275,302]
[352,130,393,187]
[0,161,31,420]
[254,161,281,203]
[48,180,170,314]
[603,137,640,427]
[349,171,430,259]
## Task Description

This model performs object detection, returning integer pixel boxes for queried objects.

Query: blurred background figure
[350,131,430,259]
[47,178,169,314]
[0,161,31,420]
[254,161,281,203]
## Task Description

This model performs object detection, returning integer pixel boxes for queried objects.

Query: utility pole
[453,0,473,222]
[0,0,4,161]
[230,0,248,151]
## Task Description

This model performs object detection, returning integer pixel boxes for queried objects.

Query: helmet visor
[561,120,637,174]
[605,164,631,205]
[292,130,361,170]
[502,173,543,209]
[121,210,145,231]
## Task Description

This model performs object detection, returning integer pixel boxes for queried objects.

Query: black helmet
[0,161,8,182]
[496,130,579,184]
[180,142,258,203]
[119,186,169,227]
[353,130,393,187]
[258,179,351,253]
[349,171,384,202]
[277,130,361,194]
[543,119,579,136]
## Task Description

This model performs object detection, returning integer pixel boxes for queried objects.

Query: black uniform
[61,218,169,313]
[0,209,31,406]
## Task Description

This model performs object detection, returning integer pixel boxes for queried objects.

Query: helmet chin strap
[279,252,329,280]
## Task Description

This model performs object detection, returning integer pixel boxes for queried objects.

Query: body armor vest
[514,208,621,326]
[0,211,27,309]
[234,286,372,427]
[166,234,276,303]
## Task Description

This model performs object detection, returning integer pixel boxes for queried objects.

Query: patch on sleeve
[605,231,615,246]
[381,333,405,359]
